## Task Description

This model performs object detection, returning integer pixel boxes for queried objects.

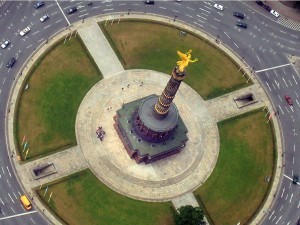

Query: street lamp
[174,15,177,22]
[128,9,131,15]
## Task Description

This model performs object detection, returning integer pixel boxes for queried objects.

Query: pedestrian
[127,84,130,88]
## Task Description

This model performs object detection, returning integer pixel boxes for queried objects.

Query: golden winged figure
[176,49,198,72]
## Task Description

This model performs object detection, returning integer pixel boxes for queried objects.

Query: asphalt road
[0,1,299,225]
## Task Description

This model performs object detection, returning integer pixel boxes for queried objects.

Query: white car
[20,27,31,36]
[40,14,49,22]
[270,10,280,18]
[1,40,10,49]
[214,4,224,11]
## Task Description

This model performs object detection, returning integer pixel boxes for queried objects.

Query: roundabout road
[0,1,299,225]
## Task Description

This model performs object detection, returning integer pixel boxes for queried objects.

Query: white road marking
[266,71,270,79]
[295,91,299,98]
[172,10,179,13]
[256,63,291,73]
[186,6,194,11]
[269,210,275,219]
[281,188,285,198]
[185,14,193,18]
[288,80,293,86]
[292,156,294,164]
[256,55,260,62]
[210,25,217,29]
[214,18,221,22]
[50,11,58,16]
[30,218,36,224]
[26,44,32,49]
[13,192,17,199]
[196,14,206,20]
[275,216,282,224]
[159,6,166,10]
[193,22,203,27]
[274,70,279,77]
[279,205,283,211]
[292,75,298,85]
[1,167,5,174]
[38,38,44,43]
[197,19,205,23]
[278,105,284,115]
[6,166,11,177]
[44,25,51,29]
[296,99,300,107]
[103,8,114,11]
[8,193,14,203]
[199,8,210,14]
[32,31,39,35]
[289,193,293,203]
[55,0,70,25]
[55,19,62,23]
[266,82,271,91]
[278,95,282,101]
[234,43,239,48]
[10,207,15,214]
[274,79,280,89]
[79,13,89,18]
[223,31,230,38]
[0,211,38,221]
[282,77,288,87]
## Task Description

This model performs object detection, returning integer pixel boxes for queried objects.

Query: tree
[174,205,205,225]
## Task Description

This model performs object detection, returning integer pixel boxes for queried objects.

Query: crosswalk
[277,17,300,31]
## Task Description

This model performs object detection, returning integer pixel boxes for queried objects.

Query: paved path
[78,23,124,78]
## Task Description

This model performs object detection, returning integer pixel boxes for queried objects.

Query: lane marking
[256,63,291,73]
[0,211,38,220]
[55,0,70,25]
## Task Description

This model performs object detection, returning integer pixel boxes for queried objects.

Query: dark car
[263,4,271,12]
[292,175,299,184]
[297,217,300,225]
[233,12,245,19]
[236,22,247,29]
[285,95,293,106]
[34,1,44,9]
[144,0,154,4]
[7,57,16,68]
[66,7,77,14]
[256,0,264,6]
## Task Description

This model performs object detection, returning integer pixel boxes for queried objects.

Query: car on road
[213,4,224,11]
[285,95,293,106]
[292,175,299,184]
[236,22,247,29]
[233,12,245,19]
[6,57,16,68]
[263,4,271,12]
[40,14,49,22]
[270,9,280,18]
[66,7,77,14]
[34,1,44,9]
[144,0,154,4]
[19,27,30,36]
[256,0,264,6]
[1,40,10,49]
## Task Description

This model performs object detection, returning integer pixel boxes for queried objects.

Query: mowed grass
[15,37,101,159]
[194,110,275,225]
[100,21,251,99]
[37,170,175,225]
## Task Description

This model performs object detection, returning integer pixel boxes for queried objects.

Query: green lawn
[37,170,175,225]
[100,20,251,99]
[15,37,102,159]
[194,110,275,225]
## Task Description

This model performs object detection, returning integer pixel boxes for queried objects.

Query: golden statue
[176,49,198,72]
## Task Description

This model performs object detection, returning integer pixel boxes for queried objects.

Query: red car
[285,95,293,106]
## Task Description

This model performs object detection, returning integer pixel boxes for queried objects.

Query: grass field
[194,110,275,225]
[37,169,175,225]
[15,37,102,159]
[100,20,251,99]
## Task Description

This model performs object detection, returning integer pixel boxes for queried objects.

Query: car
[256,0,264,6]
[285,95,293,106]
[263,4,271,12]
[236,22,247,29]
[213,4,224,11]
[1,40,10,49]
[144,0,154,4]
[34,1,44,9]
[6,57,16,68]
[66,7,77,14]
[297,217,300,225]
[292,175,299,184]
[19,27,30,36]
[233,12,245,19]
[40,14,49,22]
[270,9,280,18]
